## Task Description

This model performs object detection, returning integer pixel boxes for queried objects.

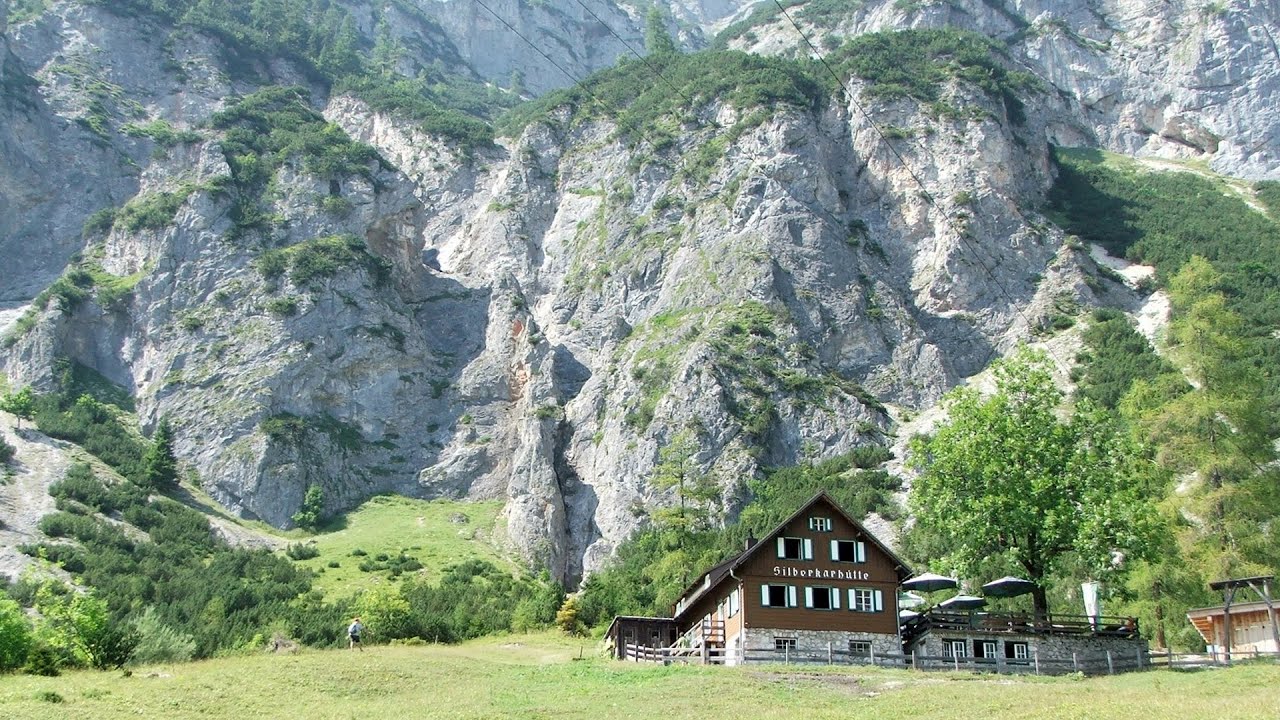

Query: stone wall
[739,628,900,666]
[909,630,1149,675]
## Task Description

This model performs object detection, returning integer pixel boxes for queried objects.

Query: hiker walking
[348,617,364,651]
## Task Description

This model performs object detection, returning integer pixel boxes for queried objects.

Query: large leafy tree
[908,348,1163,618]
[1,386,36,429]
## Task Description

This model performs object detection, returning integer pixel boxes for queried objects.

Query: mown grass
[0,633,1275,719]
[290,495,510,596]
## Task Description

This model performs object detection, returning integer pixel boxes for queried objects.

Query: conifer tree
[644,6,678,57]
[141,417,178,490]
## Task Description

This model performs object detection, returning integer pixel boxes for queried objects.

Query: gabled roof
[672,491,913,622]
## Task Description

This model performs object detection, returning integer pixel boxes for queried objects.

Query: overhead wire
[567,0,716,129]
[471,0,707,161]
[476,0,1071,374]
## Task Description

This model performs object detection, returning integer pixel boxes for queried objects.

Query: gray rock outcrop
[0,0,1268,585]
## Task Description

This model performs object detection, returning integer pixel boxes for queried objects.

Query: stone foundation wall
[909,630,1149,674]
[741,628,899,665]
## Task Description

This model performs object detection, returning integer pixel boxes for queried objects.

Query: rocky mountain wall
[725,0,1280,179]
[0,0,1249,584]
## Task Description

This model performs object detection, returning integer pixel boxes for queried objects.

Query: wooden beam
[1223,586,1236,665]
[1249,578,1280,652]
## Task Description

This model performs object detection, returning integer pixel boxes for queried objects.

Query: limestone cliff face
[725,0,1280,179]
[0,0,1262,583]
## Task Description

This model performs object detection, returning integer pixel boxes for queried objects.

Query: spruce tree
[141,417,178,490]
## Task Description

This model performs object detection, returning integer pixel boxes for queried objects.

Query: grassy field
[1,633,1276,719]
[287,495,511,596]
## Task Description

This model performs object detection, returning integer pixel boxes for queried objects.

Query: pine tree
[141,417,179,490]
[644,7,678,57]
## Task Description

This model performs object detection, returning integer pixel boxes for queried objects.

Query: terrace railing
[902,610,1140,646]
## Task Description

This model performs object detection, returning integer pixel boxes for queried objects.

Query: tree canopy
[908,348,1164,617]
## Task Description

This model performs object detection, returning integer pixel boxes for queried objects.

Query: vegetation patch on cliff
[255,234,391,292]
[497,50,825,142]
[1049,147,1280,403]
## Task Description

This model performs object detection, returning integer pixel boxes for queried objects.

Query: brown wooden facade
[665,492,912,662]
[1187,602,1280,654]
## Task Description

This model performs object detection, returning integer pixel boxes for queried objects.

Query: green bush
[254,235,390,291]
[22,644,60,676]
[0,437,14,465]
[285,543,320,561]
[265,297,299,317]
[130,608,196,665]
[82,207,118,238]
[1257,180,1280,217]
[33,393,149,484]
[291,484,325,530]
[0,595,33,671]
[334,76,496,151]
[827,29,1041,124]
[114,187,196,232]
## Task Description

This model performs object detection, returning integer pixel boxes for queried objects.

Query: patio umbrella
[901,572,959,593]
[982,576,1037,598]
[938,594,987,610]
[899,591,926,609]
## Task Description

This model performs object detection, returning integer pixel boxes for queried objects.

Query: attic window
[808,517,832,532]
[777,537,812,560]
[832,540,866,563]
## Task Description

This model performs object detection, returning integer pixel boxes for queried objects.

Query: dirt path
[0,411,73,581]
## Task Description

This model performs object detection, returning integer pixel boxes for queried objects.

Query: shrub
[0,595,33,671]
[130,608,196,665]
[23,643,60,676]
[36,690,64,703]
[291,484,325,530]
[265,297,299,317]
[0,438,14,465]
[114,187,195,232]
[82,207,118,238]
[286,543,320,561]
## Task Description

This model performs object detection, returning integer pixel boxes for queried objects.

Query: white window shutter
[873,589,884,612]
[832,588,842,610]
[776,537,786,558]
[803,539,813,560]
[848,588,856,610]
[761,584,771,607]
[807,517,815,531]
[788,586,798,608]
[830,540,839,561]
[804,587,814,608]
[856,541,867,563]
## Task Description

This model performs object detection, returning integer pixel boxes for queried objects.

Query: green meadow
[1,633,1275,720]
[286,495,511,595]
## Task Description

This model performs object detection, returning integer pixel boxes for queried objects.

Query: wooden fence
[1147,648,1280,669]
[624,643,1152,675]
[623,643,1279,674]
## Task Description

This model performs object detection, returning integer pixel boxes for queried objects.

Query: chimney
[744,535,757,551]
